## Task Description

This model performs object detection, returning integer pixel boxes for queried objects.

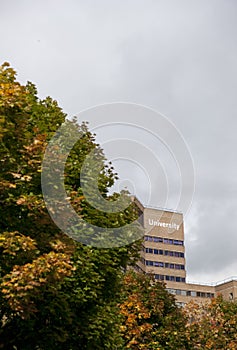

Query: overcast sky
[1,0,237,284]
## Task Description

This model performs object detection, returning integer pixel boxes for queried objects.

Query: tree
[119,271,189,350]
[0,62,142,349]
[184,295,237,349]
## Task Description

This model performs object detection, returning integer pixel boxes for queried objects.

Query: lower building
[134,197,237,306]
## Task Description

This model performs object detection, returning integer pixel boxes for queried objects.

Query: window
[191,291,197,297]
[165,251,185,258]
[206,293,214,299]
[154,261,164,267]
[145,236,153,241]
[170,264,174,269]
[162,275,185,283]
[173,240,183,245]
[145,260,153,266]
[176,289,181,295]
[154,249,158,254]
[155,274,164,281]
[181,290,186,296]
[154,237,163,243]
[167,288,176,295]
[166,275,175,281]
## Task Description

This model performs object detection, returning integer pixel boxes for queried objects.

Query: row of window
[167,288,214,298]
[144,247,184,258]
[145,260,185,270]
[145,236,184,246]
[154,274,186,283]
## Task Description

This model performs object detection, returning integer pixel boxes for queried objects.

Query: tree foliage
[0,62,142,349]
[184,295,237,350]
[119,271,188,350]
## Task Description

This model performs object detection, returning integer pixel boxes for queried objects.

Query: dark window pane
[154,237,163,243]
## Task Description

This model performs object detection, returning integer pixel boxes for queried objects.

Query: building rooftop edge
[186,276,237,287]
[131,195,183,214]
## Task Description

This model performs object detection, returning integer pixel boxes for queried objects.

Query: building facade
[134,197,237,306]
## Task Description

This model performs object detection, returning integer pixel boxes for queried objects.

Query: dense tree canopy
[184,295,237,350]
[119,271,188,350]
[0,62,142,349]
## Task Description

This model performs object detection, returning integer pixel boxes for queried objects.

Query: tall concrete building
[134,197,237,306]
